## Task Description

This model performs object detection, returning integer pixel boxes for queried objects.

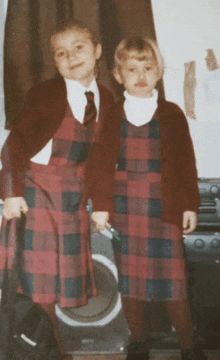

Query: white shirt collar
[123,89,158,127]
[64,78,100,123]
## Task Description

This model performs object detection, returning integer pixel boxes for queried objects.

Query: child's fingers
[3,207,21,220]
[91,211,109,231]
[3,197,29,220]
[182,211,197,234]
[184,217,197,234]
[182,212,188,230]
[20,198,29,214]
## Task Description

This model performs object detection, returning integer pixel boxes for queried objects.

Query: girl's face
[114,51,161,98]
[51,28,102,87]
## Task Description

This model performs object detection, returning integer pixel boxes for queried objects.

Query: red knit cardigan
[0,77,114,199]
[85,99,200,230]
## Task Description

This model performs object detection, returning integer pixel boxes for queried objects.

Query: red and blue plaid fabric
[112,116,187,301]
[0,104,98,308]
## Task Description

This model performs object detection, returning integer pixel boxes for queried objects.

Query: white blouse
[124,89,158,127]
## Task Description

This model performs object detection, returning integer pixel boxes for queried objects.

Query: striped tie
[83,91,97,126]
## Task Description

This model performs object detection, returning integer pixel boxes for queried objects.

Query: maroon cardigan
[86,99,200,229]
[0,77,114,199]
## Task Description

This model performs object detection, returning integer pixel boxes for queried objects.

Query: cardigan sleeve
[0,78,67,199]
[172,104,200,212]
[1,88,44,199]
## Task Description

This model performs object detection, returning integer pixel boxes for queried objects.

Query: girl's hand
[91,211,109,232]
[182,211,197,234]
[3,197,29,220]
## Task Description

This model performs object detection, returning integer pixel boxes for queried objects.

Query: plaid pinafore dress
[0,104,98,308]
[112,115,187,302]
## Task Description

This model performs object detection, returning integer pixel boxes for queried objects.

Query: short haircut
[114,37,164,75]
[51,19,100,46]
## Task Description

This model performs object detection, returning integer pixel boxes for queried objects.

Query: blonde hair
[114,37,164,77]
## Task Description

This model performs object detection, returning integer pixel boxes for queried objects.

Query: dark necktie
[83,91,97,126]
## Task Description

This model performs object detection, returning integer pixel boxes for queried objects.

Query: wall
[151,0,220,178]
[0,1,8,222]
[0,0,9,153]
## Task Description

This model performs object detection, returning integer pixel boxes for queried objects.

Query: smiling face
[114,50,161,98]
[50,27,102,87]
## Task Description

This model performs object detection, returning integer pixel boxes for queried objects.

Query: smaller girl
[87,38,206,360]
[0,19,114,360]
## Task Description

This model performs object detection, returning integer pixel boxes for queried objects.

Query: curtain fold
[4,0,163,129]
[4,0,74,128]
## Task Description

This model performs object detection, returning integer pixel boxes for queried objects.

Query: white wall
[0,0,9,154]
[0,0,8,224]
[152,0,220,178]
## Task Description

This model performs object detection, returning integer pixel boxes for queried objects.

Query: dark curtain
[4,0,74,128]
[4,0,161,129]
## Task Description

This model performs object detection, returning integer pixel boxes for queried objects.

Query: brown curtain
[4,0,162,129]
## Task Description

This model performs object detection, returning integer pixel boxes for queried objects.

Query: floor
[66,333,220,360]
[69,350,220,359]
[67,339,220,359]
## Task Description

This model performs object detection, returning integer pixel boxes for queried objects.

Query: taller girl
[88,38,205,360]
[0,20,114,359]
